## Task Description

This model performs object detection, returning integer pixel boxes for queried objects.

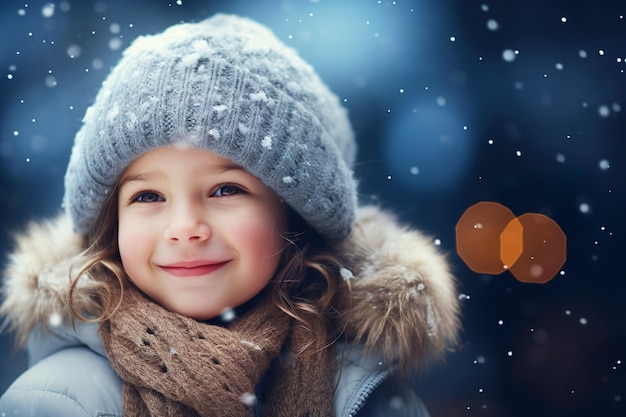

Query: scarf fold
[100,286,335,417]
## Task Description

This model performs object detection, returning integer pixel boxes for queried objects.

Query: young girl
[0,14,460,417]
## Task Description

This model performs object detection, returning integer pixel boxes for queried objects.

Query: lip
[159,260,229,277]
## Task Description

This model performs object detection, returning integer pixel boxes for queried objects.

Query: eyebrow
[119,172,159,188]
[118,162,246,188]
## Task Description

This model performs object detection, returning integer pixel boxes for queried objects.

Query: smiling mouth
[160,261,229,277]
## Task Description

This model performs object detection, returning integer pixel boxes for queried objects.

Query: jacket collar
[334,342,389,417]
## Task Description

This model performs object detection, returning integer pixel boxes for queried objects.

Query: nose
[164,201,211,243]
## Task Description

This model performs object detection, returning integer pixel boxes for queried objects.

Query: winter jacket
[0,206,460,417]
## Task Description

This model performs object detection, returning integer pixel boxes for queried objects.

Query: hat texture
[63,14,357,240]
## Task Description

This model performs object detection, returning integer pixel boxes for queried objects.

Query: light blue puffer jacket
[0,207,460,416]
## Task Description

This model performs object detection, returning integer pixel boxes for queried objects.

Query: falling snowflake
[340,267,354,280]
[221,308,236,322]
[48,312,62,327]
[240,392,257,406]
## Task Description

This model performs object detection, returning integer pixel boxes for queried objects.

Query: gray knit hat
[63,14,357,240]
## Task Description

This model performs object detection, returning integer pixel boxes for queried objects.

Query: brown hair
[68,179,348,353]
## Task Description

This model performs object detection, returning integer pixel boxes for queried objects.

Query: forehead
[120,146,243,179]
[131,146,237,168]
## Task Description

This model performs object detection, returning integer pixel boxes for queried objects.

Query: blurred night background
[1,1,624,416]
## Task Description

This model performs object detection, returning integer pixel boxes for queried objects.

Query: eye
[131,191,164,203]
[212,184,244,197]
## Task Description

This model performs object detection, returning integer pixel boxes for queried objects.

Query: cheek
[117,230,134,273]
[117,218,149,275]
[117,218,131,259]
[233,215,284,262]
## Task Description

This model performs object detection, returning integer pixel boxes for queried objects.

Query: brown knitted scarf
[100,286,335,417]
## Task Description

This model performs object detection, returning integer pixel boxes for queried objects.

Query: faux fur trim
[1,207,461,371]
[0,214,86,346]
[341,206,461,373]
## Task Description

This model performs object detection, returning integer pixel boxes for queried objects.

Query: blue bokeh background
[1,1,624,416]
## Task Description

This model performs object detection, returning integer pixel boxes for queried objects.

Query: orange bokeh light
[455,202,516,275]
[500,217,523,269]
[455,201,566,284]
[507,213,567,284]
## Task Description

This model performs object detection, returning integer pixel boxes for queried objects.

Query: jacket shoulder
[0,346,122,417]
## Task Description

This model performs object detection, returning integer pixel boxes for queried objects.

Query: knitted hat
[63,14,357,241]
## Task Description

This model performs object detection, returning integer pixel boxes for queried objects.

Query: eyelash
[128,184,245,204]
[212,183,245,197]
[129,190,163,204]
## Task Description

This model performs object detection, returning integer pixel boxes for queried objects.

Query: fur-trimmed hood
[1,206,460,373]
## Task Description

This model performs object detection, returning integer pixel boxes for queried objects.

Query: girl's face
[117,145,288,320]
